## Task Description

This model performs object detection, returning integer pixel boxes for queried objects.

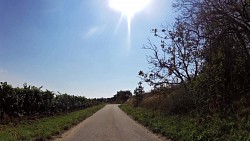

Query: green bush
[140,85,193,115]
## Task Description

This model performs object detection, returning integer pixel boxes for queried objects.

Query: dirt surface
[54,104,168,141]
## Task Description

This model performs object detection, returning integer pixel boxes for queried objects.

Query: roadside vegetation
[0,104,104,141]
[121,0,250,141]
[120,104,249,141]
[0,82,105,124]
[0,82,106,140]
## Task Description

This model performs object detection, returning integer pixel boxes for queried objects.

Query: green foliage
[0,104,104,141]
[141,85,193,115]
[133,82,144,107]
[113,90,132,104]
[172,0,250,117]
[120,104,250,141]
[0,82,103,124]
[187,49,250,117]
[131,1,250,140]
[139,0,250,118]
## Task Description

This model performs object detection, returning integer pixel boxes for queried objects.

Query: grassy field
[0,104,105,141]
[119,104,250,141]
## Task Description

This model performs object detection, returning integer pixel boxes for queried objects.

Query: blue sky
[0,0,176,98]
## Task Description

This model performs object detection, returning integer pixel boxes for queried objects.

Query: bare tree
[139,20,205,88]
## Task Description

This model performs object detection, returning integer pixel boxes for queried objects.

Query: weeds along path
[54,104,167,141]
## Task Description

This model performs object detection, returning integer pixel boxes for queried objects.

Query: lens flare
[109,0,151,46]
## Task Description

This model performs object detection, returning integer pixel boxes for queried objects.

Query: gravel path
[54,104,167,141]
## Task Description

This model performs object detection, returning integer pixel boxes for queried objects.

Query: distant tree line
[109,90,132,104]
[0,82,103,124]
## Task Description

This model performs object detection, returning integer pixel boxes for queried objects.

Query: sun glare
[109,0,151,46]
[109,0,151,19]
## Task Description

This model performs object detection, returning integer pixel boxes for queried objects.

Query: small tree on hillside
[133,82,144,107]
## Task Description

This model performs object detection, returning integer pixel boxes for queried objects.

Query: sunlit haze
[0,0,175,98]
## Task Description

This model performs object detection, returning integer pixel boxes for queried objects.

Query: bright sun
[109,0,151,19]
[109,0,151,44]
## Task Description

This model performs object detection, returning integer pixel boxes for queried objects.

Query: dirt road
[54,104,167,141]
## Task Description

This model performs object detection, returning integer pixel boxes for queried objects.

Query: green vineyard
[0,82,103,124]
